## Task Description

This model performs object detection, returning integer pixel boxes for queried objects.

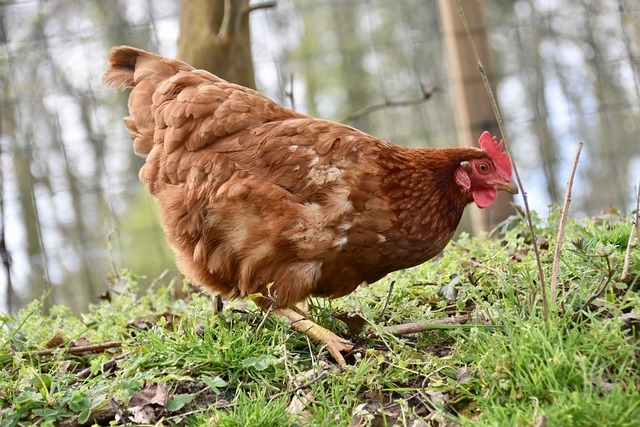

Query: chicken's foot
[275,308,353,366]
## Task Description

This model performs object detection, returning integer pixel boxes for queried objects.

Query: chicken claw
[275,308,353,366]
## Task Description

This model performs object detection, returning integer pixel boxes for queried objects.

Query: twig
[255,297,276,338]
[375,280,395,324]
[550,142,583,301]
[71,353,128,384]
[580,253,615,312]
[268,370,328,401]
[243,1,277,15]
[449,251,504,275]
[343,85,439,123]
[104,223,120,286]
[165,400,238,421]
[25,341,123,357]
[368,313,477,338]
[621,182,640,282]
[456,0,548,318]
[284,73,296,110]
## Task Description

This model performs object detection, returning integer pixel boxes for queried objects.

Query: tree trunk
[178,0,256,88]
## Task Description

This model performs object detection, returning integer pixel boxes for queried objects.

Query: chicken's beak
[497,179,519,194]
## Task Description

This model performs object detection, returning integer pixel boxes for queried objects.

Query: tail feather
[101,46,145,89]
[103,45,305,172]
[102,46,192,90]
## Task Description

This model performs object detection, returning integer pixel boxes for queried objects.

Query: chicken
[103,46,518,365]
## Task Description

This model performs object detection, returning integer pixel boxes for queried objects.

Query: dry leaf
[129,383,167,407]
[335,312,367,336]
[127,383,167,423]
[71,337,91,348]
[128,405,156,424]
[45,333,66,348]
[456,366,474,384]
[287,391,313,415]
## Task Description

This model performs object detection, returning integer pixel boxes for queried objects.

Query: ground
[1,209,639,426]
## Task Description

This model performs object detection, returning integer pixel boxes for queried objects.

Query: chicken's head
[455,131,518,208]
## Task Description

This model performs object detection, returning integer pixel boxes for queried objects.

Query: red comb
[478,131,512,176]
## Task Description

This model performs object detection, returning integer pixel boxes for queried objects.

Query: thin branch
[284,73,296,110]
[449,251,505,275]
[375,280,395,324]
[24,341,123,357]
[343,85,439,123]
[621,182,640,282]
[368,313,478,338]
[268,370,328,401]
[580,253,615,312]
[550,142,583,300]
[243,1,277,15]
[105,223,120,285]
[456,0,548,318]
[255,296,277,338]
[70,353,130,385]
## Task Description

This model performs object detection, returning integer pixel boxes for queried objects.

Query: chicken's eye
[477,162,490,174]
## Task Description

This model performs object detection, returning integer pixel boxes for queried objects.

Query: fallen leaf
[425,390,448,406]
[129,383,167,407]
[456,366,474,384]
[286,391,313,415]
[350,403,374,427]
[335,312,367,336]
[45,333,66,348]
[128,404,156,424]
[127,383,167,424]
[71,337,91,348]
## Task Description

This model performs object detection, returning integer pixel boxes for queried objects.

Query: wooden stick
[550,142,584,300]
[26,341,122,357]
[368,313,477,338]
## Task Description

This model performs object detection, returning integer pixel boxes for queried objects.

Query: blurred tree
[0,0,176,312]
[178,0,257,88]
[489,0,639,213]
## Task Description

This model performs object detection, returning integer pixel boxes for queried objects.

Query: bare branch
[343,86,439,123]
[268,370,329,401]
[368,313,478,338]
[621,182,640,282]
[25,341,123,357]
[550,142,583,300]
[243,1,277,15]
[375,280,395,325]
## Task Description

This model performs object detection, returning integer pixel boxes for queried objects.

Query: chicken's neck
[382,147,480,251]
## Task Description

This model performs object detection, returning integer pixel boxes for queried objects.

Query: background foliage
[0,0,639,312]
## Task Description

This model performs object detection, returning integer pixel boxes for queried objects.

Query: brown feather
[103,46,510,310]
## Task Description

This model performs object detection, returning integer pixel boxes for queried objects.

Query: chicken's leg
[274,308,353,366]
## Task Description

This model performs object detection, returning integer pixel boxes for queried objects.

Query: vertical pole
[438,0,512,232]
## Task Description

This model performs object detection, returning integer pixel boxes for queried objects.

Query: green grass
[0,210,638,426]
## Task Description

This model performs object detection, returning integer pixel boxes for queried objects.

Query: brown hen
[103,46,517,365]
